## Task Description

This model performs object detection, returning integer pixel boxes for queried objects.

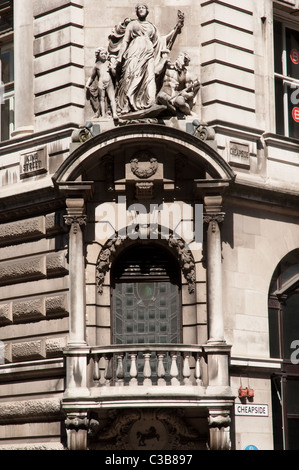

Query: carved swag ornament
[130,151,158,179]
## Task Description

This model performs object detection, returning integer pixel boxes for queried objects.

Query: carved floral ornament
[96,233,196,295]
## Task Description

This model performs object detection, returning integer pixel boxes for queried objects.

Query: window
[111,244,181,382]
[269,250,299,449]
[0,0,14,141]
[274,20,299,139]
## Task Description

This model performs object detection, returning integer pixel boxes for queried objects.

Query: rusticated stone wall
[0,210,69,447]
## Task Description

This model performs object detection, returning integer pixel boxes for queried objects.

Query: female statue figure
[110,4,184,115]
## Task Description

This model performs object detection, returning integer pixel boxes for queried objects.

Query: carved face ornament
[136,4,149,19]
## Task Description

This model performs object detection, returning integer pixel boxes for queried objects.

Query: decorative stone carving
[157,52,200,116]
[64,214,87,234]
[207,409,232,451]
[109,5,184,115]
[86,47,118,120]
[65,415,89,431]
[71,126,92,143]
[130,151,158,179]
[65,413,89,450]
[96,232,195,294]
[86,6,189,120]
[89,409,204,450]
[135,181,154,199]
[203,212,225,233]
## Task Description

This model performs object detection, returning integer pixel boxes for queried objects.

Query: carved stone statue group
[86,3,200,121]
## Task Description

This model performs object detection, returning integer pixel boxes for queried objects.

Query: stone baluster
[157,353,166,386]
[195,353,202,385]
[170,352,180,386]
[116,354,124,385]
[143,353,152,386]
[183,353,192,385]
[129,353,138,386]
[93,354,100,383]
[104,354,113,385]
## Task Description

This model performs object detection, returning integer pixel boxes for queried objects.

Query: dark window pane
[271,378,283,450]
[1,45,14,84]
[269,308,280,358]
[286,28,299,79]
[275,77,285,136]
[287,85,299,139]
[281,263,299,285]
[113,281,180,345]
[286,379,299,415]
[274,21,283,75]
[287,418,299,450]
[283,293,299,360]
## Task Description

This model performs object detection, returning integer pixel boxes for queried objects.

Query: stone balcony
[62,343,234,411]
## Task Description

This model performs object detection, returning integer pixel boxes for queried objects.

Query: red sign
[291,48,299,64]
[292,107,299,122]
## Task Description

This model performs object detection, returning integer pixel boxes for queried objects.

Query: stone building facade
[0,0,299,451]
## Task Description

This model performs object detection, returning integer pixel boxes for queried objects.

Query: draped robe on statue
[112,19,168,114]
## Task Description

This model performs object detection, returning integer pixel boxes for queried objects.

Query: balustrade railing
[90,344,203,387]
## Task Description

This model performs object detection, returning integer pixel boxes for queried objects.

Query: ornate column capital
[64,214,87,233]
[203,194,225,232]
[63,198,87,233]
[203,212,225,232]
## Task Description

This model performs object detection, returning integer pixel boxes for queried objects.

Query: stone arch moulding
[52,124,235,184]
[96,228,196,296]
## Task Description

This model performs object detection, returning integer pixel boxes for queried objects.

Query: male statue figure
[157,52,200,116]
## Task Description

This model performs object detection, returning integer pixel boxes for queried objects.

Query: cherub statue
[86,47,118,120]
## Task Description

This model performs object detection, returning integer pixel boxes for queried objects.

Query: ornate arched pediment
[53,124,235,185]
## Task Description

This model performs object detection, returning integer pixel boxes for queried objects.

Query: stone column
[12,0,34,137]
[203,195,232,392]
[64,198,87,347]
[203,195,225,343]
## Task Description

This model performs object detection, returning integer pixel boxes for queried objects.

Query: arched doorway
[268,249,299,449]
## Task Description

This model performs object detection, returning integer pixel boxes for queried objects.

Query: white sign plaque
[235,404,269,417]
